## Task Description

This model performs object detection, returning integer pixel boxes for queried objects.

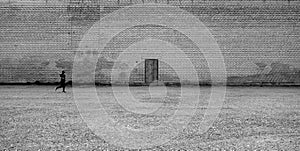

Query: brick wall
[0,1,299,84]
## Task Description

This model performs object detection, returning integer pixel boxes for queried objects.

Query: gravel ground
[0,85,299,150]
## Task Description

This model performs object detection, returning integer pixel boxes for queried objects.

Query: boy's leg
[62,83,66,92]
[62,85,66,93]
[55,85,61,91]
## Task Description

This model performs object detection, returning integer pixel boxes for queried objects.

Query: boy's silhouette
[55,71,66,93]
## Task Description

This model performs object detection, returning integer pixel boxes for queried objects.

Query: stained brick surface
[0,1,299,84]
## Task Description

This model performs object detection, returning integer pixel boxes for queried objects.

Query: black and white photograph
[0,0,299,150]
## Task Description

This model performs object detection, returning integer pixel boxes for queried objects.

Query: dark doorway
[145,59,158,85]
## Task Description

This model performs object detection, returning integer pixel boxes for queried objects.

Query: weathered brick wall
[0,1,299,84]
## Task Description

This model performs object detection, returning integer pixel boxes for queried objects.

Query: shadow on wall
[1,56,300,86]
[0,56,73,83]
[55,59,73,70]
[227,62,300,86]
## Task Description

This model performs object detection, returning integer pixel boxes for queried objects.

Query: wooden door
[145,59,158,85]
